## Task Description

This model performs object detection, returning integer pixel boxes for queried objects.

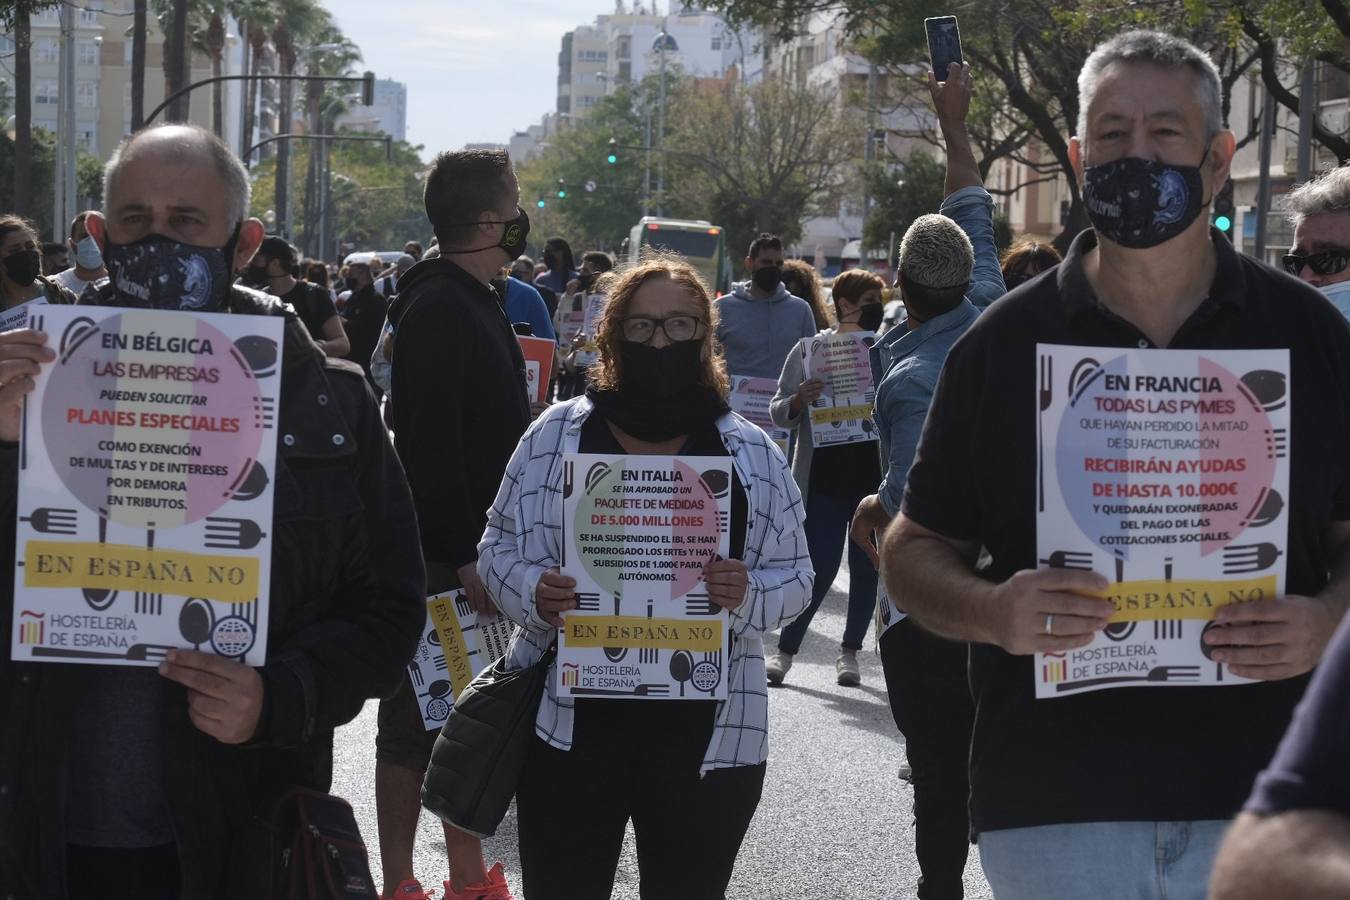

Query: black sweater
[390,258,531,567]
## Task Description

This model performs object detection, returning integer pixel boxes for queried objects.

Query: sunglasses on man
[1282,248,1350,277]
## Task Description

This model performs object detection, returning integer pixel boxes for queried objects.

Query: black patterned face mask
[103,226,240,311]
[1082,151,1209,249]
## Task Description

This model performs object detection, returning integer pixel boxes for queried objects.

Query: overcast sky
[324,0,624,161]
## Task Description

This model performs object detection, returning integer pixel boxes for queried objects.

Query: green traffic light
[557,190,567,198]
[607,153,618,164]
[1215,215,1232,232]
[536,198,546,208]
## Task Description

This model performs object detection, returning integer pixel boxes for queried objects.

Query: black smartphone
[925,16,963,81]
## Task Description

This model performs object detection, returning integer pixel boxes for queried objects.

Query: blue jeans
[978,820,1230,900]
[778,485,878,654]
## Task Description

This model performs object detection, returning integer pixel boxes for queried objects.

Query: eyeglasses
[1282,248,1350,277]
[620,314,704,344]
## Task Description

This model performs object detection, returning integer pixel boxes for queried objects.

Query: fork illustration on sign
[1056,665,1199,692]
[570,684,671,697]
[203,517,266,550]
[134,592,163,616]
[575,592,602,612]
[1222,543,1282,575]
[684,594,720,615]
[20,507,78,535]
[1040,550,1093,571]
[1038,354,1052,512]
[639,647,660,665]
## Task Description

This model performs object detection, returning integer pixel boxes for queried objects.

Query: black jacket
[0,285,426,899]
[389,258,530,567]
[341,282,389,381]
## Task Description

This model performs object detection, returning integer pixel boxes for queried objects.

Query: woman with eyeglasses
[476,256,813,899]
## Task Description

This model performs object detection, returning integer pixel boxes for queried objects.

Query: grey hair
[104,124,251,224]
[1285,165,1350,227]
[1077,30,1222,144]
[898,214,974,289]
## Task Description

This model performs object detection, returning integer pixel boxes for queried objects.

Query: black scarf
[586,382,729,443]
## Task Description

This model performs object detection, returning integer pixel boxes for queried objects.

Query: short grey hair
[1077,30,1222,144]
[898,214,974,289]
[105,124,251,224]
[1285,165,1350,227]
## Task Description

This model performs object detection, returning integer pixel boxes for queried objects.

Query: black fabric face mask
[103,227,240,311]
[752,265,781,293]
[239,263,270,290]
[345,276,360,290]
[438,208,531,261]
[587,340,729,442]
[1083,150,1209,249]
[3,249,42,287]
[577,272,595,291]
[855,302,884,332]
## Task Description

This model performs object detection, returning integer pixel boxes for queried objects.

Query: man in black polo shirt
[376,149,528,900]
[247,236,350,358]
[881,30,1350,898]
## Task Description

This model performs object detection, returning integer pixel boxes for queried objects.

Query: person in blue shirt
[534,237,578,297]
[849,62,1006,900]
[503,274,556,341]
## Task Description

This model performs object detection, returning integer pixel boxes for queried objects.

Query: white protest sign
[12,306,282,667]
[407,589,514,729]
[728,374,790,456]
[558,454,731,699]
[1034,344,1290,698]
[801,331,879,447]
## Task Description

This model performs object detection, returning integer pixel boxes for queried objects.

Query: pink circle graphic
[41,311,266,527]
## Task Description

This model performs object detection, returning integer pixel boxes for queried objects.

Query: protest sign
[1034,345,1291,698]
[407,589,514,729]
[558,453,731,699]
[518,335,555,404]
[801,331,879,447]
[572,293,607,367]
[728,375,790,455]
[0,297,46,333]
[11,305,282,667]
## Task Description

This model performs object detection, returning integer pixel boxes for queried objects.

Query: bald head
[105,125,251,224]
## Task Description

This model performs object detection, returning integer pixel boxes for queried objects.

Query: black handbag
[226,787,378,899]
[420,644,556,838]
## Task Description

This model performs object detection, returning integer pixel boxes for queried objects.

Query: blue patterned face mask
[103,226,239,311]
[1083,151,1209,249]
[1321,280,1350,322]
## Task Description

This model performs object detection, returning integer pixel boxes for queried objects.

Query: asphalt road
[332,566,994,899]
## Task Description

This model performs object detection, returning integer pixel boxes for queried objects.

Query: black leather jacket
[0,285,426,898]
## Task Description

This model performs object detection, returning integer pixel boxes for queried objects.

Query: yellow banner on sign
[1100,575,1277,622]
[565,615,723,651]
[428,595,476,696]
[810,404,873,425]
[24,540,259,603]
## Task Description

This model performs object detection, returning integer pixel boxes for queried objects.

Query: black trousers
[880,619,975,900]
[66,844,180,900]
[515,700,765,900]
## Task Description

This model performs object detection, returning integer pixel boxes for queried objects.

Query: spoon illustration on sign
[670,650,694,697]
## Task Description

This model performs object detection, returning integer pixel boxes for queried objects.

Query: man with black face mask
[878,32,1350,897]
[714,233,817,379]
[339,259,387,393]
[0,124,425,899]
[378,148,527,900]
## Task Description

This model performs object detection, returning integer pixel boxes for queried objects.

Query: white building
[335,78,406,141]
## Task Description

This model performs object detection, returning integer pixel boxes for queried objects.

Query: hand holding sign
[1207,594,1336,680]
[703,557,748,611]
[536,568,578,627]
[0,328,54,442]
[159,648,264,744]
[990,567,1113,655]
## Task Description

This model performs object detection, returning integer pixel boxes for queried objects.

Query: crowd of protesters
[4,24,1350,900]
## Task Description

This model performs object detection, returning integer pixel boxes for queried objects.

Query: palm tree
[205,12,226,136]
[3,2,59,219]
[270,0,324,237]
[236,0,277,162]
[167,0,189,121]
[131,0,147,128]
[299,27,359,255]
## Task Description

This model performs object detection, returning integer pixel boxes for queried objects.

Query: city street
[332,566,994,899]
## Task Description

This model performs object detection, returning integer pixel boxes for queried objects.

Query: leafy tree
[0,127,103,238]
[859,151,946,251]
[2,1,61,220]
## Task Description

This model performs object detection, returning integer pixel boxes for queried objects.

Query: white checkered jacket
[478,395,813,773]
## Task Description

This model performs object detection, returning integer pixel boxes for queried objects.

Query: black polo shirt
[902,228,1350,833]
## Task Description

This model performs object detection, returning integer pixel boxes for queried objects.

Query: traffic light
[361,71,376,106]
[536,197,547,209]
[1213,180,1235,238]
[607,138,618,165]
[556,179,567,199]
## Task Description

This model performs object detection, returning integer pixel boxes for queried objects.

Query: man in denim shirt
[850,63,1005,900]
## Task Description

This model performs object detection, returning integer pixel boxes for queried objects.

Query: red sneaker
[443,863,514,900]
[389,878,436,900]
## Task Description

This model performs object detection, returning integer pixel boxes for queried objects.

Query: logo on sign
[18,610,45,645]
[561,663,580,687]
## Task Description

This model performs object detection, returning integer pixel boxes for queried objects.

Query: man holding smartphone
[880,30,1350,898]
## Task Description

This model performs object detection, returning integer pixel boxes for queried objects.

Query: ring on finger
[1045,614,1054,635]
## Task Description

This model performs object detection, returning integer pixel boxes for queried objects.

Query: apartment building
[335,78,407,142]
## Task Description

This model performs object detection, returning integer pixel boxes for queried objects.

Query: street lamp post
[653,28,679,218]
